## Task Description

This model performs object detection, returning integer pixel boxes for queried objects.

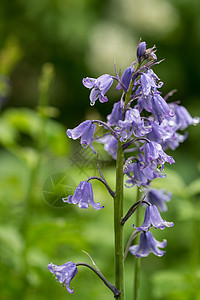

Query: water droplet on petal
[179,135,185,142]
[168,120,175,127]
[193,117,200,126]
[90,101,95,106]
[156,144,162,150]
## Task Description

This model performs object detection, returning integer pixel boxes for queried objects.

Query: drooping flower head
[67,120,96,154]
[145,118,188,151]
[107,101,123,126]
[151,93,175,124]
[129,231,167,258]
[170,103,200,130]
[141,141,175,168]
[140,70,160,96]
[47,262,78,293]
[63,181,104,210]
[82,74,113,105]
[133,204,174,231]
[98,134,118,160]
[145,188,172,212]
[118,108,150,140]
[124,160,166,188]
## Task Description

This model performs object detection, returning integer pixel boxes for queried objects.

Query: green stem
[114,140,125,299]
[124,80,135,108]
[133,188,142,300]
[76,263,120,297]
[190,196,200,271]
[113,60,142,299]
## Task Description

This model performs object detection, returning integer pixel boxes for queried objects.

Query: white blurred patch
[86,22,137,74]
[117,0,179,36]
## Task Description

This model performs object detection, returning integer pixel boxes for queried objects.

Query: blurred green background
[0,0,200,299]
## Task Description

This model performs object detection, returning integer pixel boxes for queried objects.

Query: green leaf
[44,119,69,155]
[177,198,200,221]
[3,108,69,155]
[151,168,189,198]
[0,226,24,269]
[3,108,40,137]
[152,270,189,299]
[0,118,18,146]
[188,177,200,196]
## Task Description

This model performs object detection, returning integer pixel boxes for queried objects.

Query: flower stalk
[46,40,199,299]
[87,176,115,198]
[114,140,125,299]
[133,188,142,300]
[76,263,120,297]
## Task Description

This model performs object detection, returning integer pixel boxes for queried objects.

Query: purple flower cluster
[63,40,198,259]
[48,40,199,295]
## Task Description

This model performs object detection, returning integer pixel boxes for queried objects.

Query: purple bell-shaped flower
[146,188,172,212]
[82,74,113,105]
[47,262,78,293]
[129,231,167,258]
[67,120,96,154]
[63,181,104,210]
[133,204,174,231]
[141,141,175,168]
[137,41,146,63]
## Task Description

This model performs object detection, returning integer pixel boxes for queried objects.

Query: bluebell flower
[129,231,167,258]
[124,161,166,187]
[140,70,158,96]
[115,67,132,92]
[82,74,113,105]
[171,104,200,130]
[146,121,162,144]
[138,94,174,125]
[107,101,123,126]
[133,204,174,231]
[118,108,150,140]
[151,93,174,124]
[141,141,175,168]
[63,181,104,210]
[47,262,78,293]
[98,134,118,160]
[146,121,172,144]
[162,131,188,151]
[137,41,146,63]
[137,92,151,113]
[67,120,96,154]
[146,118,188,151]
[146,188,172,212]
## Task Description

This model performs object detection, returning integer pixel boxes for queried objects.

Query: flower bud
[137,41,146,63]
